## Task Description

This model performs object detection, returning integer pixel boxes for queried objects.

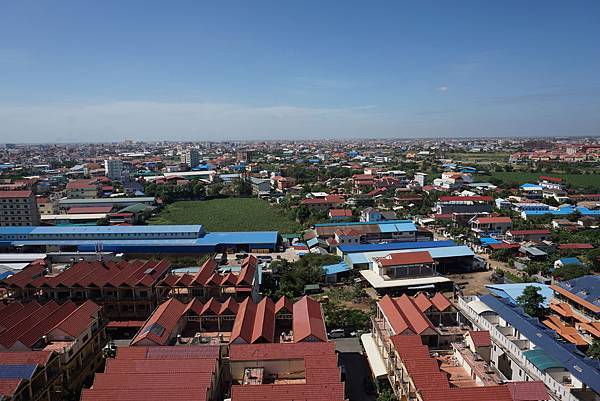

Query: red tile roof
[430,292,452,312]
[539,175,562,183]
[376,251,433,267]
[0,379,21,398]
[474,216,512,224]
[412,292,433,312]
[51,300,101,338]
[0,190,33,198]
[558,243,594,250]
[131,298,187,346]
[378,295,435,335]
[506,381,551,401]
[329,209,353,217]
[82,346,219,401]
[293,296,327,342]
[230,341,336,361]
[229,342,344,401]
[438,195,493,202]
[68,206,113,214]
[0,300,100,350]
[508,229,550,235]
[468,330,492,347]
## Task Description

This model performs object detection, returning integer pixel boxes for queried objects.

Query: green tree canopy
[516,285,546,319]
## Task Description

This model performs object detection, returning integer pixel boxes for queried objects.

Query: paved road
[335,338,377,401]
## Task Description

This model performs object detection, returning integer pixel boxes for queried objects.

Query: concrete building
[81,346,220,401]
[104,158,124,180]
[0,190,40,226]
[458,294,600,401]
[0,299,108,398]
[180,148,200,167]
[547,275,599,346]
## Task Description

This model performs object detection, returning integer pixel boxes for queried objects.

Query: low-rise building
[81,345,220,401]
[0,299,108,397]
[547,275,599,346]
[471,216,512,237]
[229,342,345,401]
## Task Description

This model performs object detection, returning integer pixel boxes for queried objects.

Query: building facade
[0,190,40,226]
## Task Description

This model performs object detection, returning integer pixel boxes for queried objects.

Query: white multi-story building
[104,158,124,180]
[457,294,600,401]
[181,149,200,167]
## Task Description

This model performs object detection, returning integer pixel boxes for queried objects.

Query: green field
[477,172,600,189]
[149,198,303,233]
[446,152,511,164]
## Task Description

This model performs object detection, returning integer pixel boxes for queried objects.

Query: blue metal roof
[0,364,38,380]
[0,225,204,235]
[577,207,600,216]
[314,220,413,228]
[378,222,417,233]
[480,295,600,394]
[480,237,501,245]
[520,183,542,189]
[323,262,351,276]
[556,275,600,308]
[346,245,474,265]
[523,207,575,217]
[485,283,553,307]
[338,240,456,254]
[196,231,278,246]
[558,257,583,266]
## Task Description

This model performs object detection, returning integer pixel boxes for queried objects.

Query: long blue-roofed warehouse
[0,225,280,254]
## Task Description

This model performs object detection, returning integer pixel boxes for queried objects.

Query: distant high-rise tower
[181,149,200,167]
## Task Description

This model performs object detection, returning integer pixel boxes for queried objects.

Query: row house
[156,256,259,303]
[129,295,326,347]
[547,275,599,346]
[0,299,108,398]
[1,259,171,320]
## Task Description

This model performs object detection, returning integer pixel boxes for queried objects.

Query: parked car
[328,329,345,339]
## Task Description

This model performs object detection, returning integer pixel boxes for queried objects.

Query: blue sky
[0,0,599,142]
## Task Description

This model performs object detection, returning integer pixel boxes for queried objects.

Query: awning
[360,333,387,379]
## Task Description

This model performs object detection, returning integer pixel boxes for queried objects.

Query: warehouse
[0,225,280,254]
[345,245,475,273]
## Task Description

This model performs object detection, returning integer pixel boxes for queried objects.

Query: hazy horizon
[1,1,599,142]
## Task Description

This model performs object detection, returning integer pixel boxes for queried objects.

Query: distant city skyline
[1,1,599,142]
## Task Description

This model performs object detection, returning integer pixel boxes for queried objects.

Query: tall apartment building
[104,158,124,180]
[0,190,40,226]
[181,148,200,167]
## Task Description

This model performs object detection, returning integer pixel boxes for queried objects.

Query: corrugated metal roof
[338,240,456,254]
[480,294,600,394]
[485,283,553,307]
[322,262,350,275]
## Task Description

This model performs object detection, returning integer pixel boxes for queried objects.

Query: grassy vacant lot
[477,171,600,189]
[149,198,302,233]
[446,152,511,164]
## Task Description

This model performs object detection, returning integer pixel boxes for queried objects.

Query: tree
[376,387,396,401]
[587,338,600,359]
[553,264,591,281]
[296,205,311,224]
[516,285,546,319]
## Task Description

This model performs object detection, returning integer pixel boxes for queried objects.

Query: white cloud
[436,85,449,92]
